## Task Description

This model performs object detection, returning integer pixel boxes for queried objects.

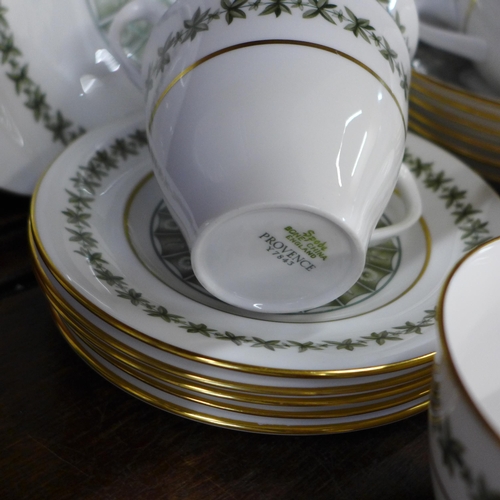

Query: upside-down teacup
[108,0,421,314]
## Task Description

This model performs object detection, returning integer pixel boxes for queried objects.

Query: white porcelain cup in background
[109,0,421,314]
[429,237,500,500]
[417,0,500,93]
[0,0,171,195]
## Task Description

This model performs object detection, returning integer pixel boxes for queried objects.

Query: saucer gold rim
[53,294,434,406]
[411,70,500,111]
[410,92,500,139]
[436,236,500,447]
[52,309,430,434]
[32,239,434,399]
[408,120,500,169]
[29,215,436,379]
[65,308,431,409]
[52,294,433,409]
[61,311,431,420]
[409,107,500,154]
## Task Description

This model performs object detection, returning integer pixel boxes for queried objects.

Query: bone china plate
[30,241,434,394]
[52,310,430,435]
[31,114,500,376]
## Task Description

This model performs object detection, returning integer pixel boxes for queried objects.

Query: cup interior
[440,237,500,438]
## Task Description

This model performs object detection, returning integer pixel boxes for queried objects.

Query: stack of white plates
[409,44,500,183]
[29,114,500,434]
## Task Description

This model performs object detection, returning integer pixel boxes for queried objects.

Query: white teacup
[430,237,500,500]
[417,0,500,93]
[109,0,421,314]
[0,0,172,195]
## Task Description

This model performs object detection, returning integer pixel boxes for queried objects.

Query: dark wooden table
[0,188,437,500]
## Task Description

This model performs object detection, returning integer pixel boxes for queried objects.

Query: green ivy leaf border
[0,0,409,147]
[0,3,86,145]
[145,0,411,101]
[61,129,492,354]
[430,382,500,500]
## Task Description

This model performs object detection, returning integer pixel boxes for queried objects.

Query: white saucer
[31,114,500,376]
[33,237,432,432]
[31,236,434,393]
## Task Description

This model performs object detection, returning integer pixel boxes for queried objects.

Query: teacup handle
[419,22,488,63]
[108,0,168,90]
[369,163,422,245]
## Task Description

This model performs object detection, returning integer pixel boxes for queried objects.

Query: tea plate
[56,305,430,418]
[31,235,434,393]
[31,114,500,375]
[53,309,429,434]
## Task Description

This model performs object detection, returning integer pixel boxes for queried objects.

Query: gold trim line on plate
[149,39,407,132]
[51,291,433,408]
[411,78,500,122]
[409,105,500,154]
[436,235,500,447]
[53,308,430,434]
[51,286,433,406]
[28,216,436,379]
[408,117,500,168]
[410,91,500,139]
[59,309,431,420]
[123,171,433,325]
[411,70,500,110]
[31,247,434,399]
[31,239,435,397]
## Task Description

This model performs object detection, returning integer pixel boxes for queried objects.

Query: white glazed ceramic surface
[429,239,500,499]
[56,309,429,434]
[0,0,169,195]
[30,115,500,376]
[31,236,435,394]
[109,0,420,313]
[417,0,500,94]
[408,43,500,178]
[46,292,432,417]
[376,0,419,59]
[429,348,500,499]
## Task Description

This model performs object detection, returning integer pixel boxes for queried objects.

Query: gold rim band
[52,309,429,434]
[31,240,434,398]
[409,105,500,154]
[48,284,431,406]
[410,92,500,139]
[52,292,433,405]
[411,69,500,111]
[123,172,433,324]
[29,216,436,378]
[408,116,500,168]
[436,236,500,447]
[61,311,431,420]
[149,39,407,132]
